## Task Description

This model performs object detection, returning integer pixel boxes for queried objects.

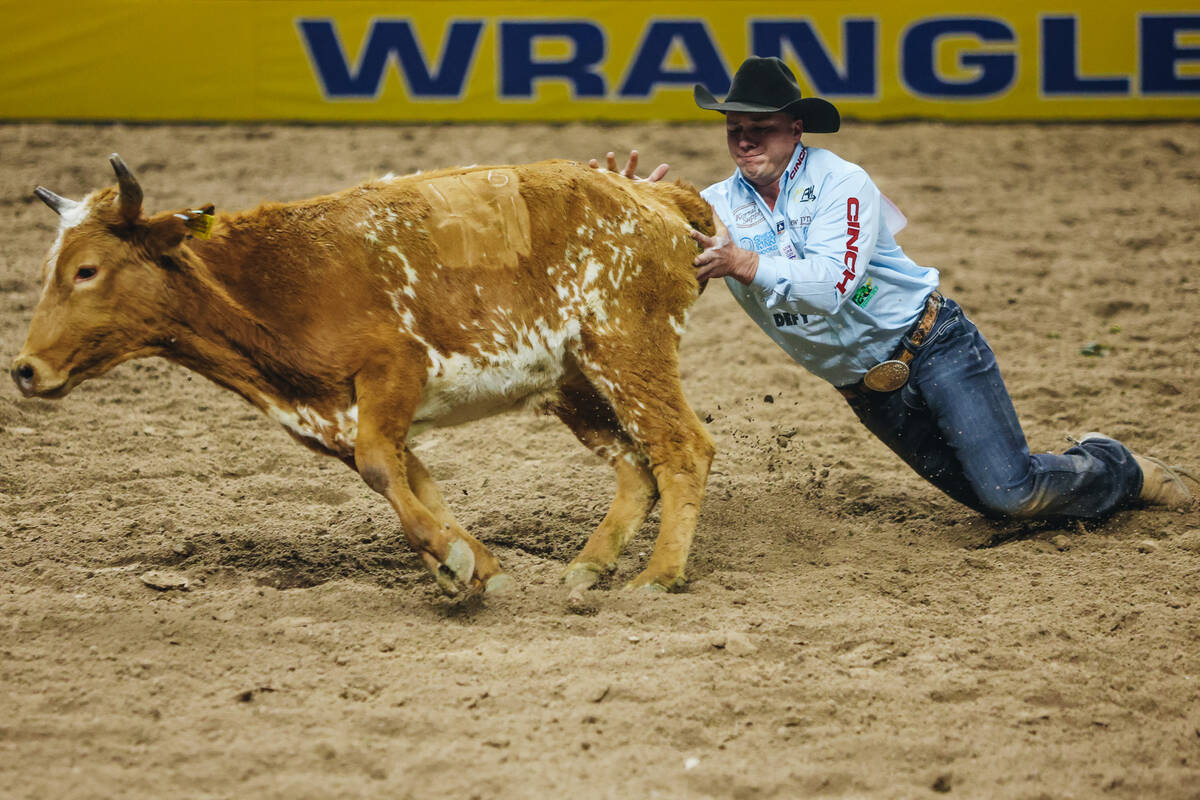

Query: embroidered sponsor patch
[733,202,765,228]
[796,185,816,202]
[851,278,877,307]
[738,230,777,254]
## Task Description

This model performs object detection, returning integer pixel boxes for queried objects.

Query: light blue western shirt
[700,143,940,387]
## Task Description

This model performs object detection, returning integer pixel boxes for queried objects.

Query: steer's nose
[11,357,39,396]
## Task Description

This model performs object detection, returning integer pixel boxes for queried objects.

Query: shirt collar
[779,142,808,195]
[734,142,808,203]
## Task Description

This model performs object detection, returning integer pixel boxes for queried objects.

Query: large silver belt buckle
[862,360,910,392]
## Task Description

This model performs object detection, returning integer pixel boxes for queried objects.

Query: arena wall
[2,1,1197,121]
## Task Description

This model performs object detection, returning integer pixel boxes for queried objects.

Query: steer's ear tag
[175,205,215,239]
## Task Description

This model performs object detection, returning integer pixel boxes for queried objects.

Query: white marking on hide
[411,317,581,431]
[265,401,358,455]
[41,192,96,295]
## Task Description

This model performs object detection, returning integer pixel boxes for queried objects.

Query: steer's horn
[33,186,80,216]
[109,153,143,222]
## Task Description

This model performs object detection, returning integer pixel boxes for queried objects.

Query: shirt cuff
[749,254,787,293]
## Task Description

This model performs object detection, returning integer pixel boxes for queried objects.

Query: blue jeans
[841,298,1143,519]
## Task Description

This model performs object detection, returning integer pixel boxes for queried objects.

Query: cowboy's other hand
[690,228,759,284]
[586,150,669,182]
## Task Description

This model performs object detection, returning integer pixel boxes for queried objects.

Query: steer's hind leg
[573,332,715,592]
[354,356,504,596]
[551,380,660,590]
[406,450,510,593]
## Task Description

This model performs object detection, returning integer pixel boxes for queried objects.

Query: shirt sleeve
[749,169,880,316]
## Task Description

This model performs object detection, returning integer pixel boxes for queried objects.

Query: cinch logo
[835,197,860,295]
[788,147,808,180]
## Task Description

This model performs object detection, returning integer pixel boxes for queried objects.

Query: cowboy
[595,56,1193,518]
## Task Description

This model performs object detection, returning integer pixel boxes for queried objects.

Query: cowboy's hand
[587,150,669,182]
[690,227,759,284]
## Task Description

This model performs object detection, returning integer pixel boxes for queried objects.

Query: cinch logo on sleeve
[834,197,860,295]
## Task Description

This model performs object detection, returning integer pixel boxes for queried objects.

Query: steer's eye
[74,266,98,283]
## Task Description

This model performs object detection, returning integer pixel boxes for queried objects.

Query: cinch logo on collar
[788,147,807,181]
[835,197,860,295]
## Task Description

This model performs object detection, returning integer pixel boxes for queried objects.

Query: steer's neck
[160,220,328,409]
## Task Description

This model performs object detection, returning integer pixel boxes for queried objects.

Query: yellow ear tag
[176,205,215,239]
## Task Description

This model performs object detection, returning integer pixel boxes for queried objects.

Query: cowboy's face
[725,111,804,189]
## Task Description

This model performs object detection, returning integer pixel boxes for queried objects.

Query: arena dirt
[1,121,1198,799]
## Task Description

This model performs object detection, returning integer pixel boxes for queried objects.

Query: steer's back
[352,161,709,425]
[216,160,712,442]
[362,159,711,325]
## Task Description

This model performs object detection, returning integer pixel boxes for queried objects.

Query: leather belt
[838,290,944,398]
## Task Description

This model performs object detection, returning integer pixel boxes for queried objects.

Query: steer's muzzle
[10,355,63,398]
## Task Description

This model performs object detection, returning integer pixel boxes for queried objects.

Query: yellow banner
[2,1,1198,121]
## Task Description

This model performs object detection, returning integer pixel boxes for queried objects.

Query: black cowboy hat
[694,56,840,133]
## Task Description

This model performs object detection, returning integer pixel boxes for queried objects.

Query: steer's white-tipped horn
[109,153,143,222]
[33,186,79,216]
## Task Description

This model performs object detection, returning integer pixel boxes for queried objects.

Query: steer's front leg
[353,358,503,596]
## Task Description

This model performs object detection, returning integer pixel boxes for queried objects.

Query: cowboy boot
[1079,433,1196,508]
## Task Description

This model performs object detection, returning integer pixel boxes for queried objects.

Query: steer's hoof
[562,563,603,591]
[485,573,515,595]
[444,540,476,585]
[426,540,476,597]
[431,565,463,597]
[625,572,686,593]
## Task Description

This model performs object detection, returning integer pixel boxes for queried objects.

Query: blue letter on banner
[1041,16,1130,95]
[298,19,483,98]
[902,18,1016,97]
[619,21,729,98]
[499,21,607,98]
[752,19,877,96]
[1141,15,1200,94]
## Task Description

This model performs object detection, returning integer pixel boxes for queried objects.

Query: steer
[11,155,716,596]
